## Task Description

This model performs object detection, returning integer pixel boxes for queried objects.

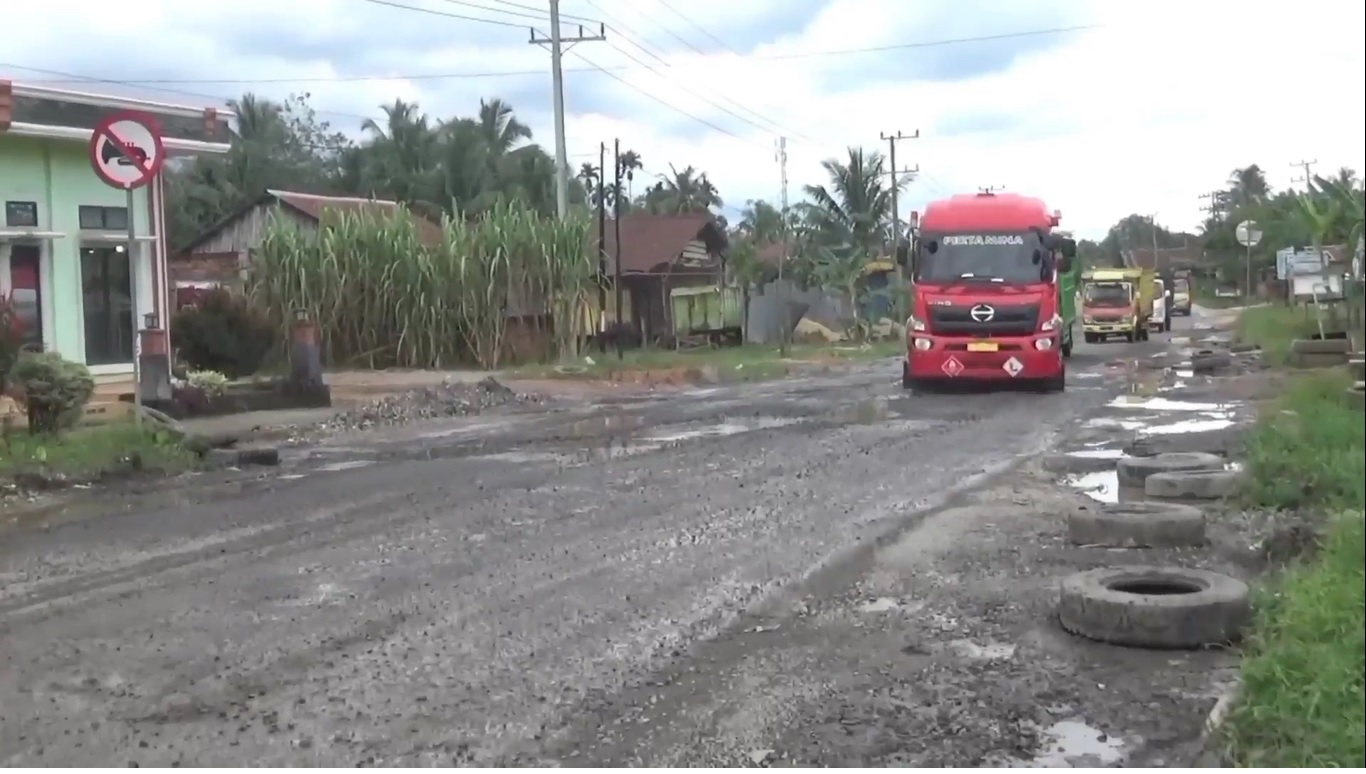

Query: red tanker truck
[902,191,1078,393]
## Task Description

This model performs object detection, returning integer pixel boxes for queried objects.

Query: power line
[457,0,598,25]
[649,0,740,54]
[3,24,1098,85]
[360,0,527,29]
[577,0,813,143]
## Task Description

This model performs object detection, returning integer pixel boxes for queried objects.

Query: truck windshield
[1174,278,1189,293]
[1084,282,1131,307]
[915,231,1048,284]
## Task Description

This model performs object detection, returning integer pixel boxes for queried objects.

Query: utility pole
[596,141,607,353]
[612,138,624,361]
[529,6,605,219]
[1290,159,1318,188]
[880,130,919,244]
[776,136,790,357]
[1198,190,1222,218]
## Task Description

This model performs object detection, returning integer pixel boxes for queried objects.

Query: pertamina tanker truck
[901,191,1079,393]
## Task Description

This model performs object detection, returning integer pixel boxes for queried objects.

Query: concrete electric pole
[529,1,604,219]
[880,130,919,244]
[776,135,790,356]
[1290,159,1318,189]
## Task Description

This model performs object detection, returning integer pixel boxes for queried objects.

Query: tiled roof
[599,212,728,274]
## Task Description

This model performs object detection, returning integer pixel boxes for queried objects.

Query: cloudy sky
[5,0,1363,238]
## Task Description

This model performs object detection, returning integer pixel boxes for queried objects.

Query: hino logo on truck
[969,304,995,322]
[942,235,1026,246]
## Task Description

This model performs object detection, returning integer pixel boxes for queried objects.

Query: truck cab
[1171,274,1193,316]
[1080,267,1154,343]
[902,192,1078,392]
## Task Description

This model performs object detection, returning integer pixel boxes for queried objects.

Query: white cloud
[5,0,1362,239]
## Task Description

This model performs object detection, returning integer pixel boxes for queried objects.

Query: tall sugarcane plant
[248,199,594,369]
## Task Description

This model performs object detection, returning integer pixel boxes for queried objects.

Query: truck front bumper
[905,333,1063,381]
[1083,322,1134,335]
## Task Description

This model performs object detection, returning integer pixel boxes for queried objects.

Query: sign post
[1235,219,1263,299]
[88,111,166,427]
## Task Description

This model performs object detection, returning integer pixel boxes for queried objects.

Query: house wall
[186,202,316,255]
[0,134,159,378]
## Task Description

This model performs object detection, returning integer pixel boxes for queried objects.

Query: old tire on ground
[1067,502,1206,548]
[1289,337,1352,355]
[1057,565,1251,649]
[1288,350,1348,369]
[1145,469,1243,500]
[1347,381,1365,412]
[1190,349,1232,374]
[1116,452,1224,488]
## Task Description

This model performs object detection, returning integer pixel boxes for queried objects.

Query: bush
[10,352,95,434]
[172,289,275,379]
[187,369,229,396]
[0,294,24,389]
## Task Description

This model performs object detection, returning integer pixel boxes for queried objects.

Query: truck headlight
[1039,313,1063,332]
[907,315,926,332]
[1082,315,1095,325]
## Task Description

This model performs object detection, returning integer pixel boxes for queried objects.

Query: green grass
[1235,304,1365,367]
[0,421,199,481]
[1222,371,1366,768]
[509,340,903,382]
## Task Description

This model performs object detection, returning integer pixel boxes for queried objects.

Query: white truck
[1150,277,1170,332]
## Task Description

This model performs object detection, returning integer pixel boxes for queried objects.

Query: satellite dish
[1235,220,1263,247]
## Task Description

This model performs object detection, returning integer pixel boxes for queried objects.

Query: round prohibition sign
[88,111,166,190]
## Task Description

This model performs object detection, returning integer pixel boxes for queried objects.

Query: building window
[81,246,134,365]
[78,205,129,231]
[5,201,39,228]
[9,245,44,353]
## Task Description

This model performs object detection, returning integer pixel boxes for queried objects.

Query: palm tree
[803,147,899,257]
[617,149,643,198]
[1225,164,1270,209]
[641,165,721,214]
[736,199,785,244]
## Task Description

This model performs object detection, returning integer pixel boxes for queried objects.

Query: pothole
[316,460,376,472]
[946,639,1017,660]
[1028,720,1126,767]
[856,597,900,613]
[1107,396,1229,412]
[1065,448,1124,460]
[1064,470,1145,504]
[1139,417,1236,435]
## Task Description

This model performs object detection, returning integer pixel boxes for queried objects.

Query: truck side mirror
[1059,238,1077,259]
[1057,255,1073,273]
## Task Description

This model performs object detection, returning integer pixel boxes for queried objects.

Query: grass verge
[508,340,903,382]
[1236,303,1365,366]
[0,421,199,485]
[1221,371,1365,767]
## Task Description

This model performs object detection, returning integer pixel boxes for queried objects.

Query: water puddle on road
[1065,448,1125,460]
[1107,395,1227,412]
[856,597,900,613]
[315,460,376,473]
[1065,470,1128,503]
[1026,720,1126,767]
[1139,416,1236,435]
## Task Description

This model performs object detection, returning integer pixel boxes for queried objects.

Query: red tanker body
[903,191,1078,392]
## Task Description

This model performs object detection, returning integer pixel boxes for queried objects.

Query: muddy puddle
[1022,719,1127,767]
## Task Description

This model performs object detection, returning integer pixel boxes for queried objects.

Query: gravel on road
[1,318,1246,767]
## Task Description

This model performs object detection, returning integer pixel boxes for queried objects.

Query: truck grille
[928,303,1040,336]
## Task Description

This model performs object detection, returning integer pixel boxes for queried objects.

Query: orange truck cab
[902,192,1078,393]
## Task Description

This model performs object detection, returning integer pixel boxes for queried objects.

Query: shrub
[187,369,229,396]
[172,289,275,379]
[9,352,96,434]
[0,294,24,389]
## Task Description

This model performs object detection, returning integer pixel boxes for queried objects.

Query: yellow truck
[1081,267,1155,343]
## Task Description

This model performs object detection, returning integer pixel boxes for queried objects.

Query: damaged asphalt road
[1,333,1193,767]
